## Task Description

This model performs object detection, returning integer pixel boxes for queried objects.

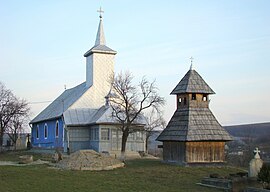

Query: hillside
[224,122,270,160]
[224,122,270,138]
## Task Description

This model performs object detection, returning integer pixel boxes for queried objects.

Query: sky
[0,0,270,127]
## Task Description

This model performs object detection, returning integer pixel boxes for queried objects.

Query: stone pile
[57,150,125,171]
[19,155,33,164]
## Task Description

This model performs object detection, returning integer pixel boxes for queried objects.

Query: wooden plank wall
[186,141,225,163]
[163,141,185,163]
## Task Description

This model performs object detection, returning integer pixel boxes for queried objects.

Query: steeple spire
[84,7,116,57]
[95,7,106,46]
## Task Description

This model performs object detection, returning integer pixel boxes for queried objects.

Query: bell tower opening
[202,94,208,101]
[191,93,196,100]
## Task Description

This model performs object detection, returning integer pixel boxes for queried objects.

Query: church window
[90,128,99,140]
[36,125,39,139]
[128,132,135,141]
[184,97,187,105]
[178,97,182,103]
[44,124,48,139]
[203,94,208,101]
[192,93,196,100]
[101,128,110,140]
[55,121,59,138]
[136,131,143,140]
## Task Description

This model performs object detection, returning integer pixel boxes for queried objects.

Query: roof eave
[30,115,62,125]
[66,122,145,127]
[84,49,117,57]
[170,90,216,95]
[157,138,233,142]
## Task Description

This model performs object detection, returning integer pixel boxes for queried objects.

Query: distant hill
[224,122,270,150]
[224,122,270,138]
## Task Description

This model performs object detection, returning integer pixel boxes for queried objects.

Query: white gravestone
[248,148,263,177]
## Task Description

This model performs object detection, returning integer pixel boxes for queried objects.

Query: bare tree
[109,72,165,159]
[7,113,29,149]
[144,109,166,153]
[0,82,30,150]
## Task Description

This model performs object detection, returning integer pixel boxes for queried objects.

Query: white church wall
[71,53,115,109]
[98,125,145,152]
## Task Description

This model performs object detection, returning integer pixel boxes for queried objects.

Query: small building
[157,64,232,165]
[30,12,146,154]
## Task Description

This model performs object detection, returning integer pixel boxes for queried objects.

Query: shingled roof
[171,69,215,95]
[156,107,232,141]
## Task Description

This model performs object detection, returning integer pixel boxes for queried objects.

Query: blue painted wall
[31,117,64,149]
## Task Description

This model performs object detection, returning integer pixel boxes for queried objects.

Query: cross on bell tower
[190,56,194,70]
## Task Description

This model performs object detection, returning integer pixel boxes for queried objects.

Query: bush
[258,163,270,189]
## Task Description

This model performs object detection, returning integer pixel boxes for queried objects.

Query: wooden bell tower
[157,60,232,165]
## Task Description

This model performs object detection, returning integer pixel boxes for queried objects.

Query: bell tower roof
[84,8,117,57]
[171,67,215,95]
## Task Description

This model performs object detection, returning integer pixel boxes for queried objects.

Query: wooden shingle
[157,108,232,141]
[171,69,215,95]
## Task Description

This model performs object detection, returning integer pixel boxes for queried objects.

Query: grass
[0,151,244,192]
[0,150,52,162]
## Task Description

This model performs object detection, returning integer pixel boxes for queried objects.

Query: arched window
[36,125,39,139]
[184,97,187,105]
[55,121,59,138]
[44,124,48,139]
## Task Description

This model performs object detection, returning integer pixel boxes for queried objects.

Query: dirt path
[0,159,50,166]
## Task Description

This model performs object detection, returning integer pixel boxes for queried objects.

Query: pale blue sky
[1,0,270,126]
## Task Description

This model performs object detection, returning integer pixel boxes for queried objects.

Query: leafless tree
[7,113,29,149]
[109,72,165,159]
[144,109,166,153]
[0,82,30,150]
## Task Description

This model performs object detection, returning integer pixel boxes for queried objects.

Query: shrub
[258,163,270,189]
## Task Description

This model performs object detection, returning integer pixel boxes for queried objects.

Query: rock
[57,150,125,171]
[19,155,33,164]
[210,173,221,178]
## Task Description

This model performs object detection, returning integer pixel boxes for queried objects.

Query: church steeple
[95,7,106,46]
[83,8,117,107]
[84,8,116,57]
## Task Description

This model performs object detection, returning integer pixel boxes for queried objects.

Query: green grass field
[0,151,244,192]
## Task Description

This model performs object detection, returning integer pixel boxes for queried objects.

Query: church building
[157,62,232,165]
[30,11,146,154]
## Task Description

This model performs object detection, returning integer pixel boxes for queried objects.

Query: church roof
[31,13,118,124]
[63,106,114,126]
[30,82,89,124]
[156,107,232,141]
[63,106,147,126]
[84,16,116,57]
[171,69,215,95]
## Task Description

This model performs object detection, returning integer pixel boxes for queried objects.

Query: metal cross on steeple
[190,56,194,70]
[97,7,104,18]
